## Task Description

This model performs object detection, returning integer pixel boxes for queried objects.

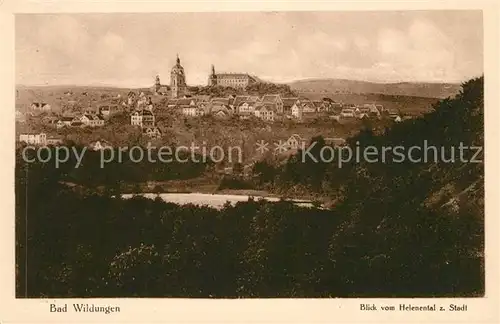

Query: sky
[15,11,483,87]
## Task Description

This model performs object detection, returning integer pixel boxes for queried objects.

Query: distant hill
[15,85,135,114]
[288,78,462,99]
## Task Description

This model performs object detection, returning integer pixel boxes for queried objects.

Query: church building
[152,75,168,95]
[171,54,187,99]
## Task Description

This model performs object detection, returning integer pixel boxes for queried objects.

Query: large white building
[19,133,47,146]
[207,64,258,89]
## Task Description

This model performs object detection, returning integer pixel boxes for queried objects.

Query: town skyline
[16,11,483,87]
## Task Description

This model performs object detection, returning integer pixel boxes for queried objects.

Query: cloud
[378,28,407,54]
[372,19,459,81]
[16,12,483,86]
[99,32,125,56]
[37,15,90,59]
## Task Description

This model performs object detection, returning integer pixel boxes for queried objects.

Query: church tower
[170,54,187,98]
[208,64,217,86]
[154,75,161,93]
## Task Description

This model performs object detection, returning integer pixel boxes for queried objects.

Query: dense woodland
[189,82,297,98]
[15,77,484,297]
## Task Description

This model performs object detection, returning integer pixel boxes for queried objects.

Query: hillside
[289,78,462,99]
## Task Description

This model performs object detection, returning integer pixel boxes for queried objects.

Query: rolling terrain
[289,78,462,99]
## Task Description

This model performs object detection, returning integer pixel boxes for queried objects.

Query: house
[130,110,155,127]
[154,85,169,96]
[42,116,59,125]
[81,114,105,127]
[325,137,347,147]
[286,134,306,150]
[196,102,209,115]
[141,110,155,127]
[312,100,325,112]
[237,110,254,120]
[57,116,74,128]
[212,106,231,119]
[394,115,402,123]
[19,133,47,146]
[176,98,197,107]
[157,86,169,95]
[130,111,142,126]
[320,99,334,112]
[387,109,399,116]
[234,96,259,117]
[83,107,98,115]
[214,110,229,118]
[331,102,343,113]
[94,114,105,127]
[136,92,148,107]
[178,98,199,117]
[182,106,198,117]
[261,94,283,114]
[254,103,275,122]
[127,91,137,105]
[358,107,371,115]
[291,103,301,119]
[166,99,179,108]
[375,104,384,113]
[329,114,341,122]
[291,100,316,120]
[210,97,232,112]
[89,140,113,151]
[233,95,249,110]
[46,137,63,146]
[210,97,232,115]
[99,106,111,117]
[31,102,51,111]
[387,110,400,121]
[15,110,25,123]
[340,108,355,118]
[195,107,206,117]
[282,98,299,115]
[362,103,381,117]
[143,127,162,139]
[70,116,84,127]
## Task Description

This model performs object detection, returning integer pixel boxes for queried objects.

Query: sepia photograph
[14,10,485,301]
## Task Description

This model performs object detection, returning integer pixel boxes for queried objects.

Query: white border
[1,1,499,323]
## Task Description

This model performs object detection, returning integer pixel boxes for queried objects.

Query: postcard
[1,1,499,323]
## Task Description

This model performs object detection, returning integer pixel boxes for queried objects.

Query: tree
[232,162,243,175]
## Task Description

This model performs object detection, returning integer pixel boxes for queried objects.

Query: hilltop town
[16,55,448,157]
